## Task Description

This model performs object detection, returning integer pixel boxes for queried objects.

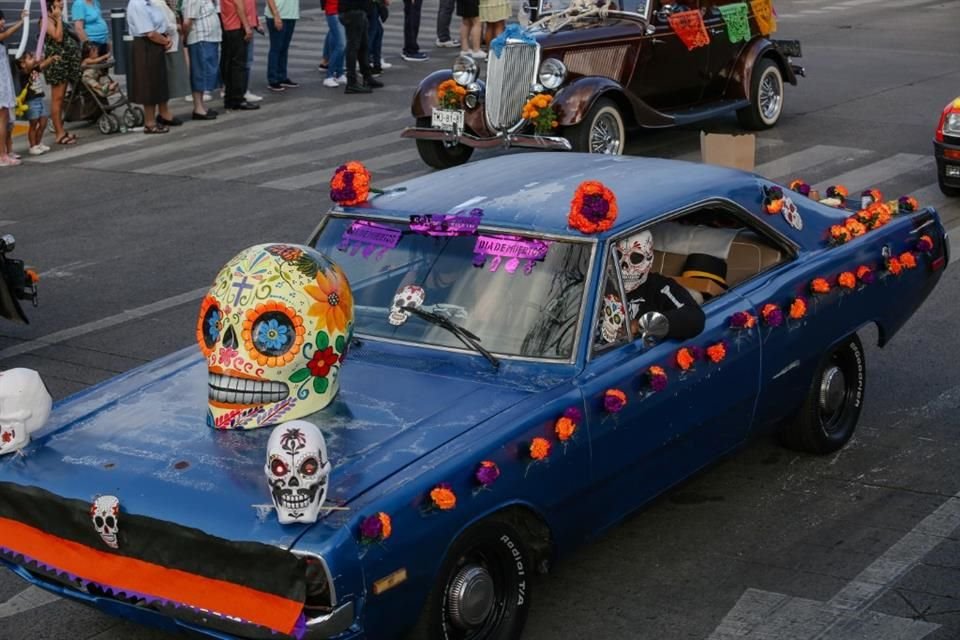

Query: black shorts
[456,0,479,18]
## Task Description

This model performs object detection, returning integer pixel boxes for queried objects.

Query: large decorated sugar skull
[0,368,52,456]
[600,294,625,343]
[388,285,425,326]
[615,230,654,292]
[265,420,331,524]
[198,244,354,430]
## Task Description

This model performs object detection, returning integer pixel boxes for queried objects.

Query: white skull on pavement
[265,420,332,524]
[0,368,52,456]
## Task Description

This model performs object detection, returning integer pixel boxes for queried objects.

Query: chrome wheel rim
[759,70,782,123]
[590,112,622,154]
[446,565,495,630]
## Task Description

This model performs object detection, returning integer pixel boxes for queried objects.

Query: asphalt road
[1,0,959,638]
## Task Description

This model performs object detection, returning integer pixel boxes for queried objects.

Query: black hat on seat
[681,253,728,289]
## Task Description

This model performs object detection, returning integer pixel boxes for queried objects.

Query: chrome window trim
[309,211,597,365]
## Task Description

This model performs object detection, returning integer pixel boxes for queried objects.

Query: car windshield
[535,0,648,16]
[312,215,594,361]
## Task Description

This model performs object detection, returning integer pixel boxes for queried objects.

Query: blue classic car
[0,154,951,640]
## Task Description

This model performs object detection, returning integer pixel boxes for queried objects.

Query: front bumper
[401,126,573,151]
[934,137,960,188]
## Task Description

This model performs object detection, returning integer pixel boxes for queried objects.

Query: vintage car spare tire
[737,57,784,130]
[780,334,865,454]
[566,97,626,156]
[415,117,475,169]
[407,517,531,640]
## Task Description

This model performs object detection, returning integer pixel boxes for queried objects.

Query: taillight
[935,97,960,143]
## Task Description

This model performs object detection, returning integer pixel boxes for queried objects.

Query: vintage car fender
[727,38,798,102]
[410,69,492,137]
[552,77,673,129]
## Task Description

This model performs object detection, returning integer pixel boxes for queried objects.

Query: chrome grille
[564,46,629,81]
[484,41,539,131]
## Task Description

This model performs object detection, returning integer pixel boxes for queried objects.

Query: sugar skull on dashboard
[197,244,354,430]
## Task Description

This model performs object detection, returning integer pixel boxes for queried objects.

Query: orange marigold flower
[838,272,856,289]
[789,297,807,320]
[856,265,871,280]
[530,437,551,461]
[555,416,577,441]
[829,225,850,245]
[706,342,726,363]
[766,199,784,214]
[887,257,903,275]
[430,485,457,510]
[811,278,831,295]
[676,348,695,371]
[899,252,917,269]
[844,218,867,237]
[378,512,392,540]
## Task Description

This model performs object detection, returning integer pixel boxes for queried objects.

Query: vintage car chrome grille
[563,46,629,81]
[484,41,539,131]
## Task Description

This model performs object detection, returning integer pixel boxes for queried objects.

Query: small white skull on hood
[615,230,654,293]
[0,368,52,456]
[265,420,332,524]
[90,495,121,549]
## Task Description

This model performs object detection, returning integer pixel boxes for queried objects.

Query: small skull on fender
[198,244,354,430]
[90,495,120,549]
[265,420,331,524]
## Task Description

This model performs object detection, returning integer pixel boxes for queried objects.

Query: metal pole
[122,34,134,80]
[110,11,127,73]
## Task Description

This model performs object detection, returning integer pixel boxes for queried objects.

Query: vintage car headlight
[452,55,478,86]
[944,112,960,136]
[538,58,566,90]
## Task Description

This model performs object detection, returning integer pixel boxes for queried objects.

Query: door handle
[651,38,666,44]
[709,27,724,35]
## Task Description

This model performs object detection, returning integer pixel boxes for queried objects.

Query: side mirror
[655,4,674,23]
[638,311,669,346]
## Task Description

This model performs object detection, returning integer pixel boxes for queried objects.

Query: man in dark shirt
[615,230,705,340]
[339,0,384,92]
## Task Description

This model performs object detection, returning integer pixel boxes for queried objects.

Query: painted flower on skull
[305,268,354,335]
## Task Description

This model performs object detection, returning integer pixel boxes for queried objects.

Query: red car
[934,97,960,197]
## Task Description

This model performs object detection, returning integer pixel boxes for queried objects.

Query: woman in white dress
[0,8,28,166]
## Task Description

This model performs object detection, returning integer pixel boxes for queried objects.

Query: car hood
[0,344,555,545]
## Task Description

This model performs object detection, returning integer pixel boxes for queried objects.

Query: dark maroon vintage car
[402,0,804,169]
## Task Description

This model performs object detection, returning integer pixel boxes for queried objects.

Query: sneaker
[435,38,460,48]
[28,145,45,156]
[345,83,372,94]
[267,83,286,92]
[470,49,487,60]
[323,77,339,88]
[38,144,51,152]
[364,76,384,88]
[370,67,383,77]
[244,91,264,102]
[204,91,212,101]
[280,79,300,88]
[183,94,193,103]
[401,52,429,62]
[336,74,348,85]
[380,58,392,69]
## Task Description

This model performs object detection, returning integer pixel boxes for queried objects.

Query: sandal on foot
[56,134,77,145]
[143,125,169,134]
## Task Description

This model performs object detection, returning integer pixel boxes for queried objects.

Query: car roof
[348,153,759,238]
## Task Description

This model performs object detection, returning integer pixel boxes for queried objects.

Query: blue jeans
[244,36,254,91]
[367,6,383,66]
[266,18,297,84]
[323,14,345,78]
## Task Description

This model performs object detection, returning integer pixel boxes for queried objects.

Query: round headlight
[538,58,566,90]
[452,55,478,86]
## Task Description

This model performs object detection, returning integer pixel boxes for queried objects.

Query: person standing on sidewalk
[220,0,259,109]
[478,0,508,42]
[243,0,263,101]
[365,0,384,75]
[320,0,345,87]
[265,0,299,92]
[457,0,480,59]
[181,0,220,119]
[400,0,426,61]
[338,0,382,93]
[435,0,458,49]
[71,0,111,55]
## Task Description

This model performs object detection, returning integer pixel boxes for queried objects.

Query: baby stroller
[61,60,144,134]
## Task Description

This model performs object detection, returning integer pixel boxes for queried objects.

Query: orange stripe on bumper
[0,517,302,634]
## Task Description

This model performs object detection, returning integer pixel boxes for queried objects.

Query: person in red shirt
[220,0,260,109]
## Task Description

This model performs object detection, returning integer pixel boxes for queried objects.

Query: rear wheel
[415,117,475,169]
[737,57,784,130]
[97,113,120,134]
[939,173,960,197]
[407,518,531,640]
[780,335,865,454]
[566,97,626,155]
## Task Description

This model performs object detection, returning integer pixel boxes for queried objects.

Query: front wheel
[780,335,865,454]
[565,97,626,155]
[415,117,475,169]
[737,57,784,130]
[407,518,531,640]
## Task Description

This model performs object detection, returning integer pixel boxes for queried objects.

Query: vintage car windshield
[313,215,593,361]
[535,0,648,16]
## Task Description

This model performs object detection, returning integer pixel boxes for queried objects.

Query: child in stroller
[81,42,120,98]
[59,47,144,134]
